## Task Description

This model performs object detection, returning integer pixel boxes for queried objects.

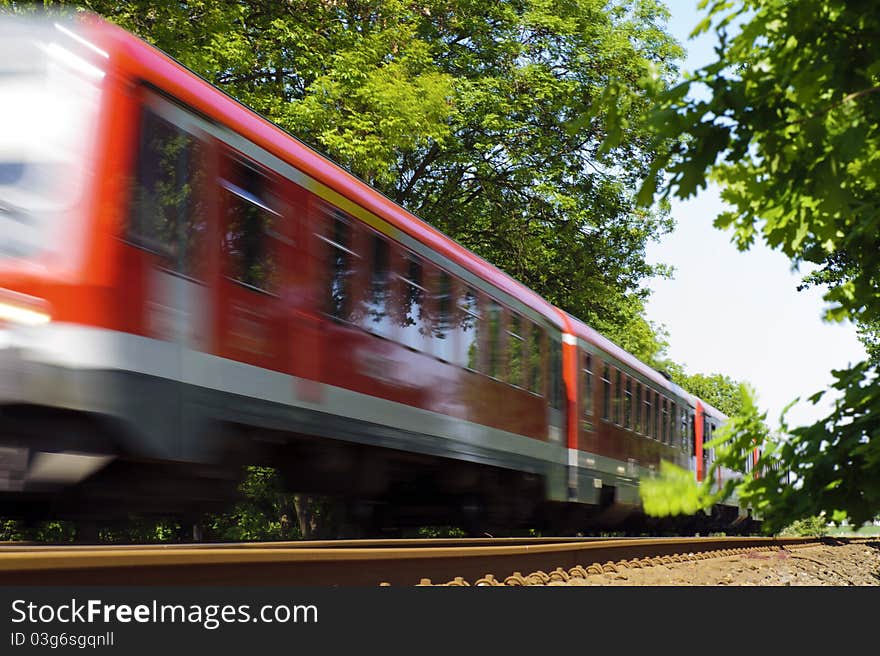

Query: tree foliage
[636,0,880,529]
[204,467,302,541]
[672,371,743,417]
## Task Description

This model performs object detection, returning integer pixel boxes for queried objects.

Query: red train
[0,14,752,533]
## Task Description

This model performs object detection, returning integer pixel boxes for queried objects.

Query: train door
[124,92,214,459]
[547,334,565,444]
[131,93,213,355]
[213,148,291,374]
[694,401,705,481]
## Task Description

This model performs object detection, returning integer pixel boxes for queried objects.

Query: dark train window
[320,210,356,320]
[131,108,206,278]
[654,391,661,442]
[527,324,543,394]
[433,270,455,362]
[635,383,642,433]
[661,397,669,444]
[613,369,622,425]
[507,313,525,387]
[703,418,711,462]
[644,387,652,437]
[689,413,696,456]
[458,287,481,370]
[624,378,633,429]
[681,408,689,452]
[400,254,426,350]
[582,353,593,417]
[707,421,716,462]
[363,233,393,337]
[222,160,280,293]
[602,364,611,420]
[549,337,563,410]
[670,402,678,446]
[486,300,503,379]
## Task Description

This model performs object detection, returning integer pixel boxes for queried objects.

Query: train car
[552,313,745,531]
[0,13,752,533]
[0,13,572,529]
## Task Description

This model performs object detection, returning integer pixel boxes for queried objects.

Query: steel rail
[0,536,860,586]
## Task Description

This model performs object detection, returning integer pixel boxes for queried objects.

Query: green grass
[826,523,880,537]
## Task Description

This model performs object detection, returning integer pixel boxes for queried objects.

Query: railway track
[0,536,859,586]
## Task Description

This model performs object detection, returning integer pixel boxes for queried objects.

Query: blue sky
[644,4,867,428]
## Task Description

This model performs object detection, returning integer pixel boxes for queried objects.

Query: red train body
[0,15,753,532]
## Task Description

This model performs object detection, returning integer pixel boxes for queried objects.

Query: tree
[798,251,880,364]
[672,371,743,417]
[636,0,880,531]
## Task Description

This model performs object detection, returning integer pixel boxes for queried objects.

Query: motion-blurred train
[0,14,757,534]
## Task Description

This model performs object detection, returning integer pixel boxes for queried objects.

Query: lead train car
[0,14,748,532]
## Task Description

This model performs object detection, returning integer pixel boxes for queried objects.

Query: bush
[778,516,828,537]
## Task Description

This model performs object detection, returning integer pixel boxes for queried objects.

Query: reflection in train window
[613,369,622,425]
[433,269,454,362]
[681,408,689,452]
[624,378,633,429]
[222,161,280,293]
[363,233,393,338]
[507,313,524,387]
[654,391,661,441]
[458,287,480,370]
[486,300,502,379]
[689,413,696,456]
[602,364,611,420]
[635,383,643,433]
[528,323,543,394]
[549,338,563,410]
[131,107,206,277]
[320,210,355,321]
[644,389,653,437]
[582,353,593,417]
[670,401,678,446]
[661,397,668,444]
[400,254,426,350]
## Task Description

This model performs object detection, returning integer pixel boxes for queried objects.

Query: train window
[654,391,661,441]
[670,401,677,446]
[582,353,593,417]
[709,422,716,451]
[527,324,544,394]
[507,313,525,387]
[486,300,503,379]
[130,108,206,278]
[689,413,696,457]
[703,418,712,465]
[319,210,356,321]
[635,383,642,433]
[458,287,481,370]
[681,408,689,452]
[549,337,563,410]
[661,398,669,444]
[613,369,622,425]
[221,159,281,293]
[362,233,393,338]
[433,270,455,362]
[601,364,611,420]
[400,253,426,351]
[624,378,633,429]
[644,387,652,437]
